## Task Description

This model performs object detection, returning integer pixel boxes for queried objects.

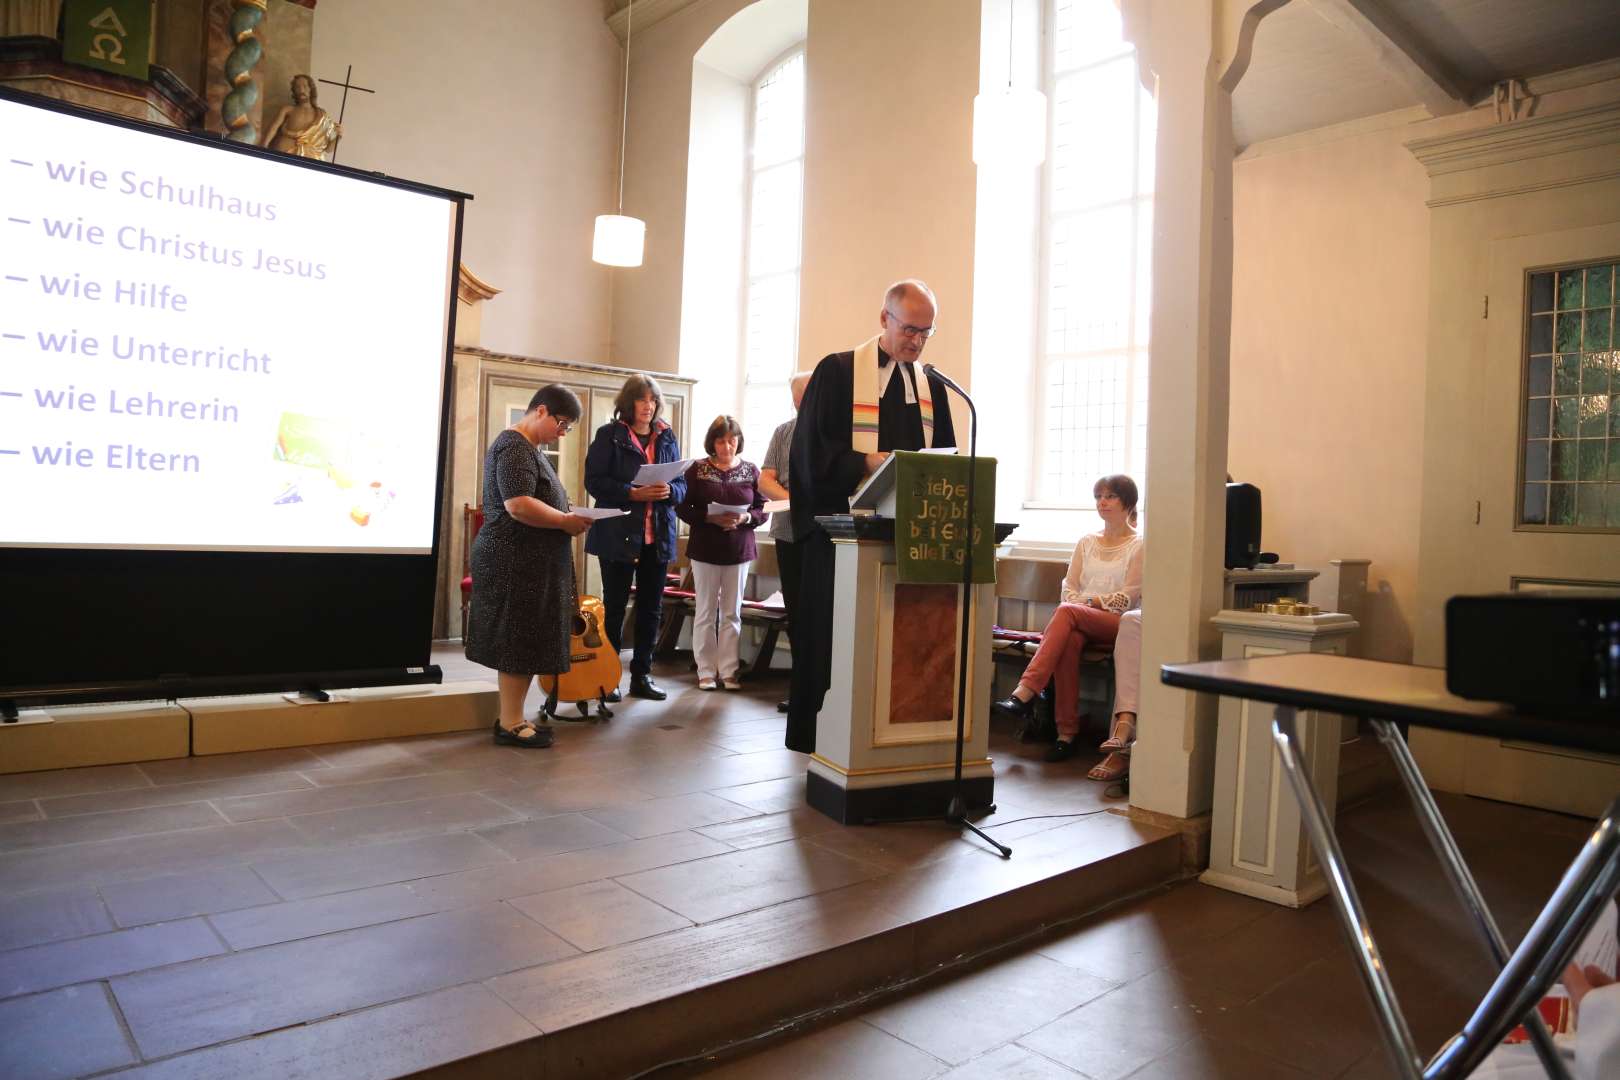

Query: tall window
[740,50,806,441]
[1034,0,1155,506]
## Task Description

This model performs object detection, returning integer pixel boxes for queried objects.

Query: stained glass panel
[1521,260,1620,529]
[1530,272,1555,313]
[1559,270,1585,310]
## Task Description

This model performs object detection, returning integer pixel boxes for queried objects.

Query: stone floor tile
[0,886,113,951]
[0,917,224,999]
[696,1018,942,1079]
[509,879,693,951]
[249,831,512,900]
[475,812,633,861]
[112,903,574,1059]
[0,984,135,1080]
[863,951,1116,1066]
[583,791,762,840]
[108,984,539,1080]
[615,837,883,924]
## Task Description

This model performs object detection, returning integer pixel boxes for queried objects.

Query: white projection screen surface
[0,92,458,554]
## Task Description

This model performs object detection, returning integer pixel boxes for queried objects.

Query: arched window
[1035,0,1156,508]
[740,49,806,440]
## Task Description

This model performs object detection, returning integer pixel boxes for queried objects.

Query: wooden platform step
[422,813,1180,1078]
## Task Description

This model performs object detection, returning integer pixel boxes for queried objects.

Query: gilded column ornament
[221,0,268,144]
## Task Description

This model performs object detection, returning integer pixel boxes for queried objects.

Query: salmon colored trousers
[1015,603,1121,740]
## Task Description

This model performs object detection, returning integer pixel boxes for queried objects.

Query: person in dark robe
[783,279,957,752]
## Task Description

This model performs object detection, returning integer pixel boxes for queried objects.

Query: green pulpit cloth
[894,451,996,585]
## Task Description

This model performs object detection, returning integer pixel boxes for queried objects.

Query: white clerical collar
[876,347,918,405]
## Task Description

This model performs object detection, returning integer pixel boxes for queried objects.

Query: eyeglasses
[553,417,574,435]
[884,308,937,339]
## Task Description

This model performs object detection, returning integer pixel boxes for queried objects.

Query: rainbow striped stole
[850,334,934,453]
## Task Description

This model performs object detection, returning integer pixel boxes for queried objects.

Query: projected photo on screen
[0,94,456,554]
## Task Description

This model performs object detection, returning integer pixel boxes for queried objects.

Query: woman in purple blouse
[676,415,767,690]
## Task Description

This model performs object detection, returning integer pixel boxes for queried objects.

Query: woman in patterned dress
[466,385,591,748]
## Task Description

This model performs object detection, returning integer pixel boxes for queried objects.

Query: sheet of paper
[708,502,752,516]
[569,506,631,521]
[1573,900,1618,977]
[762,499,790,514]
[632,458,698,486]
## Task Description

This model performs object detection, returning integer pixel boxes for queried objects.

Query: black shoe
[777,700,790,713]
[602,688,622,704]
[493,720,554,749]
[628,675,667,701]
[992,694,1036,721]
[1043,739,1075,763]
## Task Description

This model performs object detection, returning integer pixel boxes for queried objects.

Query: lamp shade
[592,213,645,267]
[972,86,1047,169]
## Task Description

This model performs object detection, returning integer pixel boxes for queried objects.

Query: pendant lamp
[972,2,1047,168]
[594,0,645,267]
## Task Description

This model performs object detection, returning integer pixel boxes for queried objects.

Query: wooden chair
[460,504,485,640]
[654,536,789,680]
[738,541,789,679]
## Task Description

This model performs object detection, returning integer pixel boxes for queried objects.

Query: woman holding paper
[676,416,766,690]
[584,375,687,702]
[466,385,592,748]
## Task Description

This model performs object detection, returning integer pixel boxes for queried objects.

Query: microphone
[921,362,969,399]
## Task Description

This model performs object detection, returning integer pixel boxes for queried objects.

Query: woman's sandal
[493,720,554,749]
[1087,750,1130,782]
[1098,714,1136,752]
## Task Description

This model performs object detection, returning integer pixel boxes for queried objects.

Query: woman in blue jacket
[584,374,685,701]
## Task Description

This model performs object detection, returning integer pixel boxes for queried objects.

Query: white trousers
[1114,609,1142,717]
[691,560,747,681]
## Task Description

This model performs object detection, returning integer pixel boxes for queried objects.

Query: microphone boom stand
[923,364,1011,859]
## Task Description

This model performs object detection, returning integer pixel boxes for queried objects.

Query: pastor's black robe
[784,347,957,753]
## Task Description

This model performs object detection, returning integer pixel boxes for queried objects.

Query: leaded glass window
[1521,260,1620,530]
[740,50,805,445]
[1034,0,1155,507]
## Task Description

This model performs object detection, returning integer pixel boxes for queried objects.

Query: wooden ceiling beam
[1307,0,1474,114]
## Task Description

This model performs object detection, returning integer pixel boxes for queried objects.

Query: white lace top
[1061,531,1144,613]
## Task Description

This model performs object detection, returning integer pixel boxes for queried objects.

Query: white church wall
[1229,115,1431,664]
[796,0,980,431]
[1229,69,1620,666]
[609,0,759,375]
[309,0,621,363]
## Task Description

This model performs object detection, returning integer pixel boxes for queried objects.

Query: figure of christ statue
[262,74,342,160]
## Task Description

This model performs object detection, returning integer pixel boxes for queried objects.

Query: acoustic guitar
[539,594,622,722]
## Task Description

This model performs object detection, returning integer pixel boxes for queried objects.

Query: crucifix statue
[316,65,375,164]
[260,66,373,163]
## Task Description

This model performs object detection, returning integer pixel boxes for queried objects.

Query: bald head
[884,279,937,313]
[790,371,812,409]
[879,279,937,363]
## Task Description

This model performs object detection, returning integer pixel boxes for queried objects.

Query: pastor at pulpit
[784,279,957,752]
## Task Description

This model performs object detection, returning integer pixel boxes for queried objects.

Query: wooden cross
[316,64,375,163]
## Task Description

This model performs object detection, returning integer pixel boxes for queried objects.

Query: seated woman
[992,474,1143,772]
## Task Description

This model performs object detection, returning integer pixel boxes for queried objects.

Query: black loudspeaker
[1225,483,1262,569]
[1446,592,1620,715]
